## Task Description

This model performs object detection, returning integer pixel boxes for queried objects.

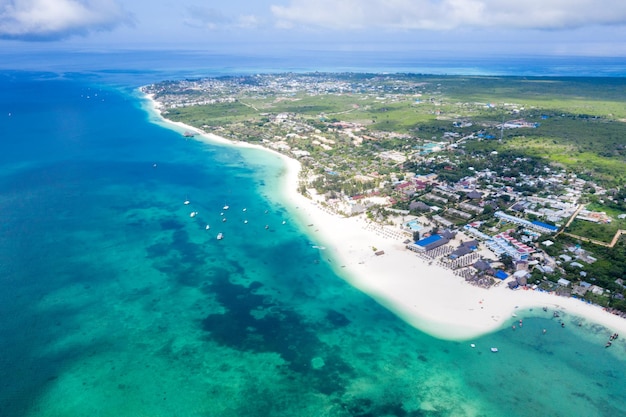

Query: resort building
[407,234,450,253]
[485,230,534,261]
[494,211,559,234]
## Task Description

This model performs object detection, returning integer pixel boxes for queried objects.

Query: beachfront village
[141,73,626,316]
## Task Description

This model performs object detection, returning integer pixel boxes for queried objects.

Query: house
[450,245,472,259]
[460,240,479,250]
[590,285,605,295]
[474,259,491,271]
[409,201,431,212]
[557,278,571,287]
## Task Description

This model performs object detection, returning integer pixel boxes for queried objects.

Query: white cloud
[0,0,131,40]
[270,0,626,31]
[184,6,262,31]
[236,15,260,29]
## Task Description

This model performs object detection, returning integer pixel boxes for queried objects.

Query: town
[142,73,626,315]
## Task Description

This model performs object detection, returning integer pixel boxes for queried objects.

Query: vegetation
[143,73,626,313]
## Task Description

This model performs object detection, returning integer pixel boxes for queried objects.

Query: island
[141,73,626,340]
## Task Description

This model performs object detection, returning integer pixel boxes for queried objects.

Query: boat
[223,205,229,210]
[470,344,476,348]
[217,232,223,240]
[184,200,190,205]
[190,211,198,218]
[244,220,248,224]
[205,225,210,230]
[490,347,499,353]
[183,131,196,137]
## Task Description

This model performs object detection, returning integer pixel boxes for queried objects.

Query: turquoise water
[1,70,625,416]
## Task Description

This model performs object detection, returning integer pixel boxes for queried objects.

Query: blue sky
[1,0,626,56]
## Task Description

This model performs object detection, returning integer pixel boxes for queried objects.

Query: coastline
[141,91,626,342]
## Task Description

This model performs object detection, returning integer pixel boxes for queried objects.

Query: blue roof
[495,270,509,279]
[416,234,442,247]
[531,220,559,231]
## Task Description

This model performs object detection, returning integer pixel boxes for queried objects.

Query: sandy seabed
[144,92,626,342]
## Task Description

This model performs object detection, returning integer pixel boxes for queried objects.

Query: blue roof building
[406,234,450,253]
[495,270,509,280]
[531,220,559,232]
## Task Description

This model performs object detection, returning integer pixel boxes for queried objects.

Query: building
[407,234,450,252]
[494,211,559,234]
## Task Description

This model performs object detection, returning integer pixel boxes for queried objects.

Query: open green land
[160,74,626,186]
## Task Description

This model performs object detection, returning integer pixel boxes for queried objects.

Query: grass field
[164,74,626,187]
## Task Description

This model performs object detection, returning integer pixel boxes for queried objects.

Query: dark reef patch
[342,397,426,417]
[325,309,351,328]
[201,274,354,395]
[160,219,184,231]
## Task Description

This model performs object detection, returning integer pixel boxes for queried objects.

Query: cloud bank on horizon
[271,0,626,31]
[1,0,625,43]
[0,0,131,40]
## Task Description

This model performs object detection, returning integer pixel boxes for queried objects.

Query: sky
[1,0,626,57]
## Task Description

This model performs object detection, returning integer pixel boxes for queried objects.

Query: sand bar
[143,91,626,342]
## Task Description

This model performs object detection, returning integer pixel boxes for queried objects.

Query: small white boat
[243,208,247,212]
[222,218,227,222]
[190,211,198,218]
[490,347,498,353]
[470,344,476,348]
[217,232,223,240]
[282,220,286,225]
[223,205,229,210]
[244,220,248,224]
[205,225,210,230]
[184,200,190,205]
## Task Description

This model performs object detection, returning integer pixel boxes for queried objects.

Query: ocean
[1,51,625,417]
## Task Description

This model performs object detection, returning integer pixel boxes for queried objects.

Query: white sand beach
[143,92,626,342]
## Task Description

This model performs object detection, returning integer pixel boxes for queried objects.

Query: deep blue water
[1,49,625,86]
[1,53,626,416]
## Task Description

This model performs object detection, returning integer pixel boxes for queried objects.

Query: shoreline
[141,91,626,342]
